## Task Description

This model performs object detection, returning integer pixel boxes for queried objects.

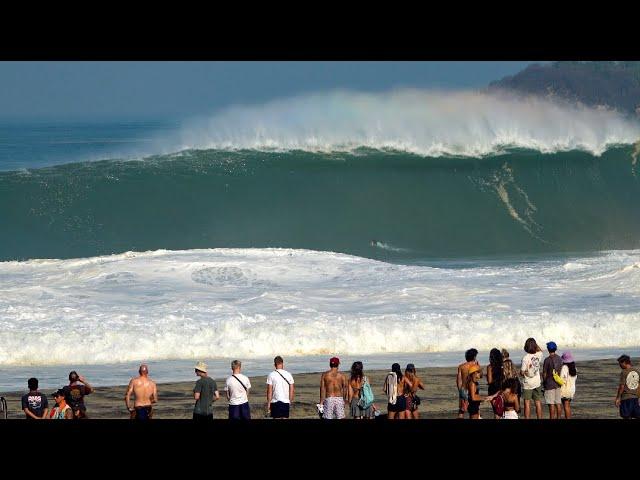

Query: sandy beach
[1,357,630,419]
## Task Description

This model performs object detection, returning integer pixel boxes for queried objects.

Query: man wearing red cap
[320,357,348,419]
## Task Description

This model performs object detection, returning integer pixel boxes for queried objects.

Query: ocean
[1,90,639,390]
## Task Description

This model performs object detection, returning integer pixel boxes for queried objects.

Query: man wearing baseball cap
[542,341,563,419]
[193,361,220,421]
[319,357,348,419]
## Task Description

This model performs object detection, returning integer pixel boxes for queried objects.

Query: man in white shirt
[225,359,251,420]
[266,355,295,419]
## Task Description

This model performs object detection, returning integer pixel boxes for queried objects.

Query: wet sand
[0,357,629,419]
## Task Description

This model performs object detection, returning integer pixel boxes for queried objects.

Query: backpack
[491,393,505,417]
[358,376,374,410]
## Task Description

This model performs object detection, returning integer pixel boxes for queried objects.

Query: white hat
[195,361,207,373]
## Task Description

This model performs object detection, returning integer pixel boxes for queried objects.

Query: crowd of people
[9,338,640,420]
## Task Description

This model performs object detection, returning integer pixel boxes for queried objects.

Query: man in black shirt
[21,377,49,420]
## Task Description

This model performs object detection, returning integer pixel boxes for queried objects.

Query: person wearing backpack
[348,361,374,419]
[542,341,564,419]
[266,356,295,419]
[404,363,425,419]
[225,360,252,420]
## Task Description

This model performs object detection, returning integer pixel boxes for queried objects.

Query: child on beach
[501,377,520,419]
[559,351,577,419]
[502,348,522,407]
[466,364,497,419]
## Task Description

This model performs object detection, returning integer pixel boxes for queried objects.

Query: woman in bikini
[404,363,425,419]
[486,348,505,418]
[501,377,520,419]
[348,361,373,419]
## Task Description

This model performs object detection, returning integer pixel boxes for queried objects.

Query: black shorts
[620,398,640,419]
[388,395,407,413]
[468,401,481,416]
[229,402,251,420]
[270,401,290,418]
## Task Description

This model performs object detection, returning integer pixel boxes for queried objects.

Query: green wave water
[1,147,639,262]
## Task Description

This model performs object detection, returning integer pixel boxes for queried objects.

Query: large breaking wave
[0,248,639,366]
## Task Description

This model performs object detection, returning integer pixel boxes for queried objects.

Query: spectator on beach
[193,361,219,421]
[347,361,373,419]
[384,362,412,419]
[542,341,564,419]
[487,348,505,418]
[48,389,73,419]
[615,355,640,419]
[63,371,93,419]
[320,357,348,419]
[21,377,48,420]
[466,364,496,419]
[225,360,251,420]
[501,377,520,419]
[521,338,543,419]
[559,351,577,419]
[266,356,294,419]
[125,364,158,420]
[456,348,478,418]
[501,348,522,406]
[404,363,425,419]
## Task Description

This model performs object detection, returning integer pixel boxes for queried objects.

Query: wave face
[1,146,639,261]
[0,248,638,366]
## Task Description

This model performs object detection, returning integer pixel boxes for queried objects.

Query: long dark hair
[564,361,577,377]
[524,338,541,354]
[392,363,403,382]
[350,361,363,382]
[489,348,504,386]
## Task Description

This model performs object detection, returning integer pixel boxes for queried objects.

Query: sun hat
[561,351,574,363]
[195,361,207,373]
[546,341,558,351]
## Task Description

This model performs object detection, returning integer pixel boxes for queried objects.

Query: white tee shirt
[225,373,251,405]
[521,351,543,389]
[266,369,294,403]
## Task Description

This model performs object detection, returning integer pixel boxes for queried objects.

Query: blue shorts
[619,398,640,419]
[132,406,152,420]
[229,402,251,420]
[270,401,290,418]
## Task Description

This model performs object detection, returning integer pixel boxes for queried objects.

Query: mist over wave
[1,248,639,366]
[171,89,640,157]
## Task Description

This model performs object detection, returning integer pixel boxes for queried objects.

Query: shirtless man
[456,348,478,418]
[319,357,348,419]
[124,364,158,420]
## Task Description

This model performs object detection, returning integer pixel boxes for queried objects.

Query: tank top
[49,405,71,419]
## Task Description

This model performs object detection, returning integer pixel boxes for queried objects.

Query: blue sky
[0,61,534,121]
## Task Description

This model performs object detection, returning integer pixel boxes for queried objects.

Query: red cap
[330,357,340,366]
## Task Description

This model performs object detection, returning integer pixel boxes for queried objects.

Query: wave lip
[1,248,639,366]
[170,89,640,157]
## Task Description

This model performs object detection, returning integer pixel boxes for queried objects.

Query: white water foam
[168,89,640,157]
[1,248,639,367]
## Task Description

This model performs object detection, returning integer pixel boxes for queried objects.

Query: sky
[0,61,535,122]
